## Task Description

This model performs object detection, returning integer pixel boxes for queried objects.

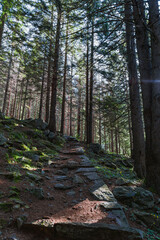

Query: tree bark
[61,21,69,134]
[146,0,160,193]
[21,78,29,120]
[125,0,146,178]
[88,16,94,144]
[49,1,62,132]
[45,2,54,123]
[2,47,13,114]
[39,53,46,119]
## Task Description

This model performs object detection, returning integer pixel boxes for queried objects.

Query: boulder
[89,143,102,154]
[54,222,144,240]
[134,210,160,232]
[30,118,48,130]
[73,175,84,184]
[30,188,44,200]
[48,132,56,140]
[113,186,154,209]
[0,134,7,146]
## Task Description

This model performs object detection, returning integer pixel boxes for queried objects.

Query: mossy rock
[0,202,13,212]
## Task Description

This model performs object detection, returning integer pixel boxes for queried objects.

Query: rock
[89,143,102,154]
[54,176,68,181]
[83,172,101,181]
[30,118,48,130]
[54,222,144,240]
[48,132,56,140]
[64,136,78,142]
[54,184,73,190]
[44,129,50,137]
[31,188,44,200]
[67,190,76,196]
[76,168,96,173]
[73,175,84,184]
[90,182,116,202]
[103,161,117,169]
[47,193,54,200]
[80,156,93,167]
[100,202,122,210]
[133,210,160,232]
[31,154,40,162]
[0,134,7,146]
[65,161,79,169]
[0,202,13,212]
[113,186,154,209]
[116,178,137,186]
[26,172,42,181]
[108,209,129,228]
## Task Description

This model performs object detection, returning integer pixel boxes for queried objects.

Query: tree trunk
[125,0,146,178]
[49,1,62,132]
[88,17,94,144]
[61,21,69,134]
[77,78,81,137]
[39,53,46,119]
[86,20,89,143]
[21,78,29,120]
[0,11,6,48]
[45,3,54,123]
[146,0,160,193]
[12,66,20,117]
[2,47,13,114]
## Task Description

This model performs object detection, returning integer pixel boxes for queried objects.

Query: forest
[0,0,160,239]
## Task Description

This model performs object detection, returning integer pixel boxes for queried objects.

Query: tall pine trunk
[88,17,94,144]
[2,47,13,114]
[146,0,160,193]
[61,21,68,134]
[125,0,146,178]
[49,1,62,132]
[39,53,46,119]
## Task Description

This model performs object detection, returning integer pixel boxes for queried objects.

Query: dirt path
[0,138,142,240]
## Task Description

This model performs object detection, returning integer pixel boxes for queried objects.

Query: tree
[49,0,62,132]
[125,0,145,178]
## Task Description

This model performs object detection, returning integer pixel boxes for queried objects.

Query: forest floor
[0,117,159,240]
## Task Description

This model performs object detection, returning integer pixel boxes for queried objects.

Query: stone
[54,176,68,181]
[31,188,44,200]
[73,175,84,184]
[83,172,101,181]
[31,154,40,162]
[67,190,76,196]
[48,132,56,140]
[104,161,117,169]
[64,136,78,142]
[116,178,136,186]
[133,210,160,232]
[66,161,79,169]
[26,172,42,181]
[108,209,129,228]
[44,129,50,137]
[0,134,7,146]
[54,184,73,190]
[30,118,48,130]
[76,168,96,173]
[90,182,116,202]
[54,222,144,240]
[113,186,154,209]
[100,202,122,210]
[89,143,102,154]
